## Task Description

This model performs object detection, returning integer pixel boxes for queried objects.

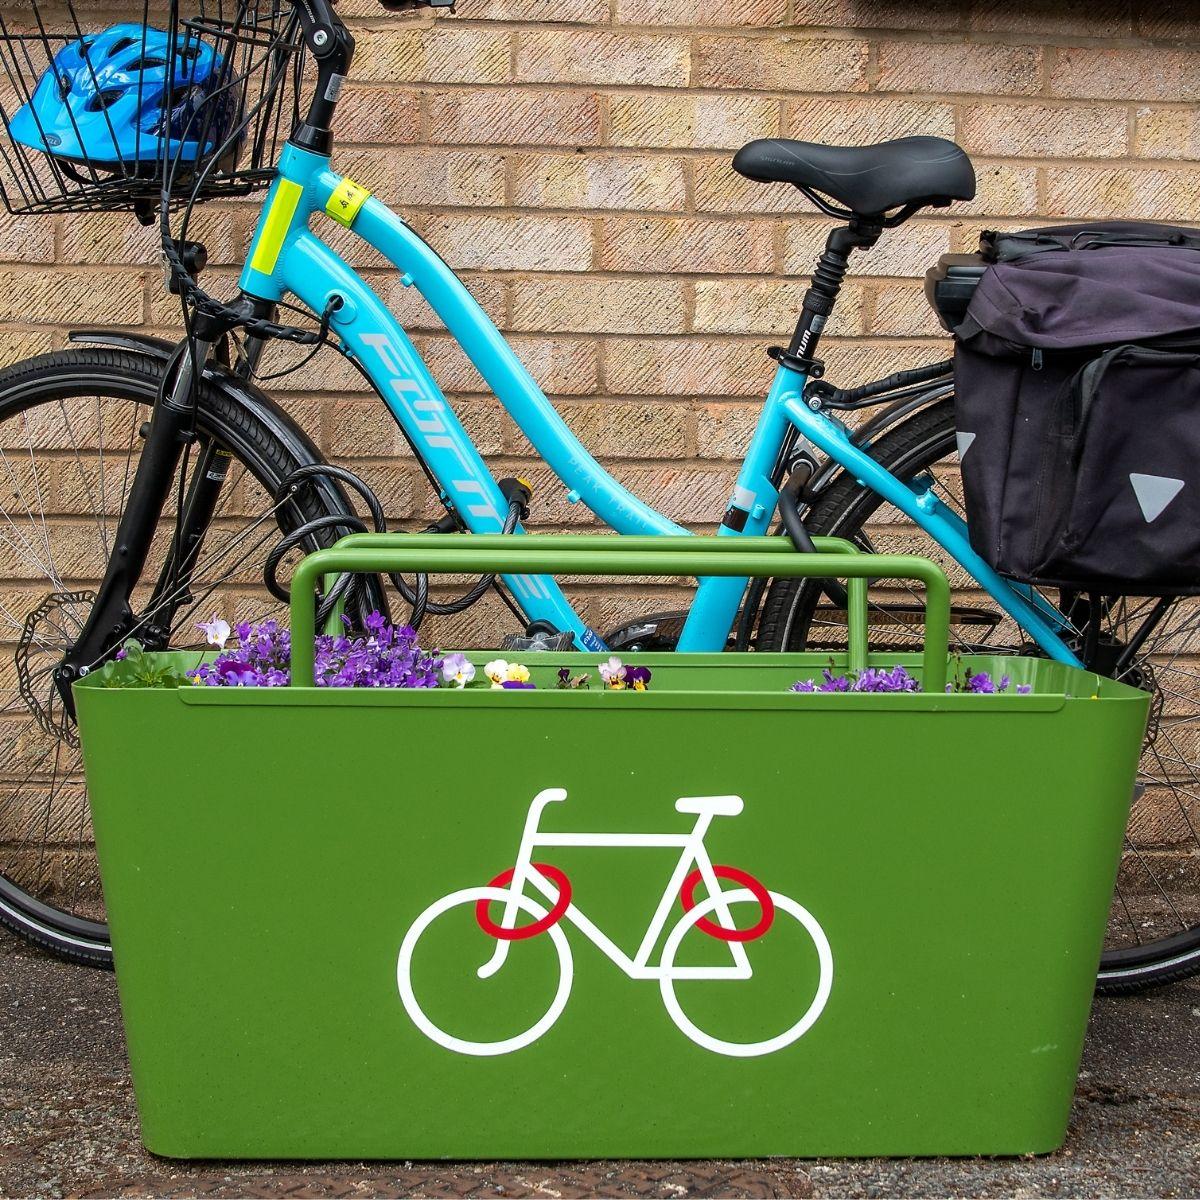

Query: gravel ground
[2,927,1199,1199]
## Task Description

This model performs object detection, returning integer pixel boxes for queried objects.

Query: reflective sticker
[1130,473,1184,523]
[249,178,303,277]
[955,431,976,460]
[325,176,372,229]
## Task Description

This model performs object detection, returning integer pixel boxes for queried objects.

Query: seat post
[777,220,882,374]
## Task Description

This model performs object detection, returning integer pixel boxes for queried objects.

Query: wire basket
[0,1,307,220]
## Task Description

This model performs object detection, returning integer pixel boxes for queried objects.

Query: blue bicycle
[0,0,1195,990]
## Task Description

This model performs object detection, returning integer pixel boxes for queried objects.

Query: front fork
[54,338,222,713]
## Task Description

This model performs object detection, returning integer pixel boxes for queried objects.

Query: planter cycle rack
[74,536,1149,1160]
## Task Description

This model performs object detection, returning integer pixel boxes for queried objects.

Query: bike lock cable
[265,462,524,630]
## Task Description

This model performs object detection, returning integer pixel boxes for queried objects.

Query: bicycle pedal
[500,630,575,652]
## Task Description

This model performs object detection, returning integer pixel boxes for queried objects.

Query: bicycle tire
[757,397,1200,993]
[0,346,380,968]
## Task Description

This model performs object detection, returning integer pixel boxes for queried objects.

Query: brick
[510,336,601,396]
[0,212,54,264]
[0,269,144,324]
[696,403,759,459]
[784,221,950,278]
[1136,107,1200,161]
[328,461,415,520]
[969,0,1130,36]
[598,216,775,274]
[616,0,788,26]
[354,27,510,84]
[427,90,602,147]
[1049,47,1200,102]
[692,35,867,93]
[435,0,608,19]
[608,94,780,150]
[416,334,600,395]
[0,330,53,368]
[383,149,507,208]
[786,97,955,143]
[869,283,943,337]
[516,30,690,87]
[1044,166,1200,221]
[511,153,687,211]
[415,214,593,271]
[876,40,1041,96]
[255,339,370,394]
[793,1,967,30]
[617,463,738,524]
[510,277,687,334]
[694,156,812,215]
[329,396,503,459]
[338,87,421,146]
[1135,2,1200,39]
[381,272,508,333]
[693,279,865,336]
[605,337,775,397]
[959,103,1126,159]
[550,400,691,458]
[820,338,950,384]
[959,162,1039,217]
[60,209,238,265]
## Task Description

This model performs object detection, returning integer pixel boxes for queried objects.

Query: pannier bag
[951,221,1200,594]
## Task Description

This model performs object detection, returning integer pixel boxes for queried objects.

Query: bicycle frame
[238,142,1082,666]
[480,788,752,983]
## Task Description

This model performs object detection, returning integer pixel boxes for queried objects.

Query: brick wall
[2,0,1199,640]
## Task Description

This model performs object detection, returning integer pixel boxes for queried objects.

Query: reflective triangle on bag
[1129,473,1185,523]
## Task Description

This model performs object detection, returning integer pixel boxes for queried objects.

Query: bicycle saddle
[732,136,976,218]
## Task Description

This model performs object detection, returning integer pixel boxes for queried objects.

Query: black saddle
[733,136,975,219]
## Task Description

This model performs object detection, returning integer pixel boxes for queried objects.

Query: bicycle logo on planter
[396,788,834,1058]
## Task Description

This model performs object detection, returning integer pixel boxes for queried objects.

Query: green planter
[74,539,1148,1160]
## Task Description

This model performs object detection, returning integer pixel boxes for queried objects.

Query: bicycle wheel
[757,397,1200,992]
[397,886,573,1057]
[659,887,833,1058]
[0,346,378,967]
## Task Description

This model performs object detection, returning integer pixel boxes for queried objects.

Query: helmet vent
[109,36,139,55]
[86,88,125,112]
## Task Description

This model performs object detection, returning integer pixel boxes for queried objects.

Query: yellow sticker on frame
[326,176,371,228]
[249,178,304,277]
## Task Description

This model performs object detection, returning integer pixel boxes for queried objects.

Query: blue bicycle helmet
[9,23,236,166]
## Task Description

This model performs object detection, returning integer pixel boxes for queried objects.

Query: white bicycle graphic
[396,788,834,1058]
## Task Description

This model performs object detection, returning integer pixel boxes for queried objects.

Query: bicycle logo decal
[396,788,834,1058]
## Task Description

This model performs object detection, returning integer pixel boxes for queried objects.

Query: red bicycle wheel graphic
[681,865,775,942]
[475,863,572,941]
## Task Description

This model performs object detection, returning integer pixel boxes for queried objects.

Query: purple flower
[501,680,536,689]
[185,611,440,689]
[791,664,1027,695]
[625,665,652,691]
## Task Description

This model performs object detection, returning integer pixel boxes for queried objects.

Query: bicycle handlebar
[288,535,951,692]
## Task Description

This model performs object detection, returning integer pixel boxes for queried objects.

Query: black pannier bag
[943,222,1200,594]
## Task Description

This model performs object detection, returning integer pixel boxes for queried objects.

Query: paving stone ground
[2,928,1198,1199]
